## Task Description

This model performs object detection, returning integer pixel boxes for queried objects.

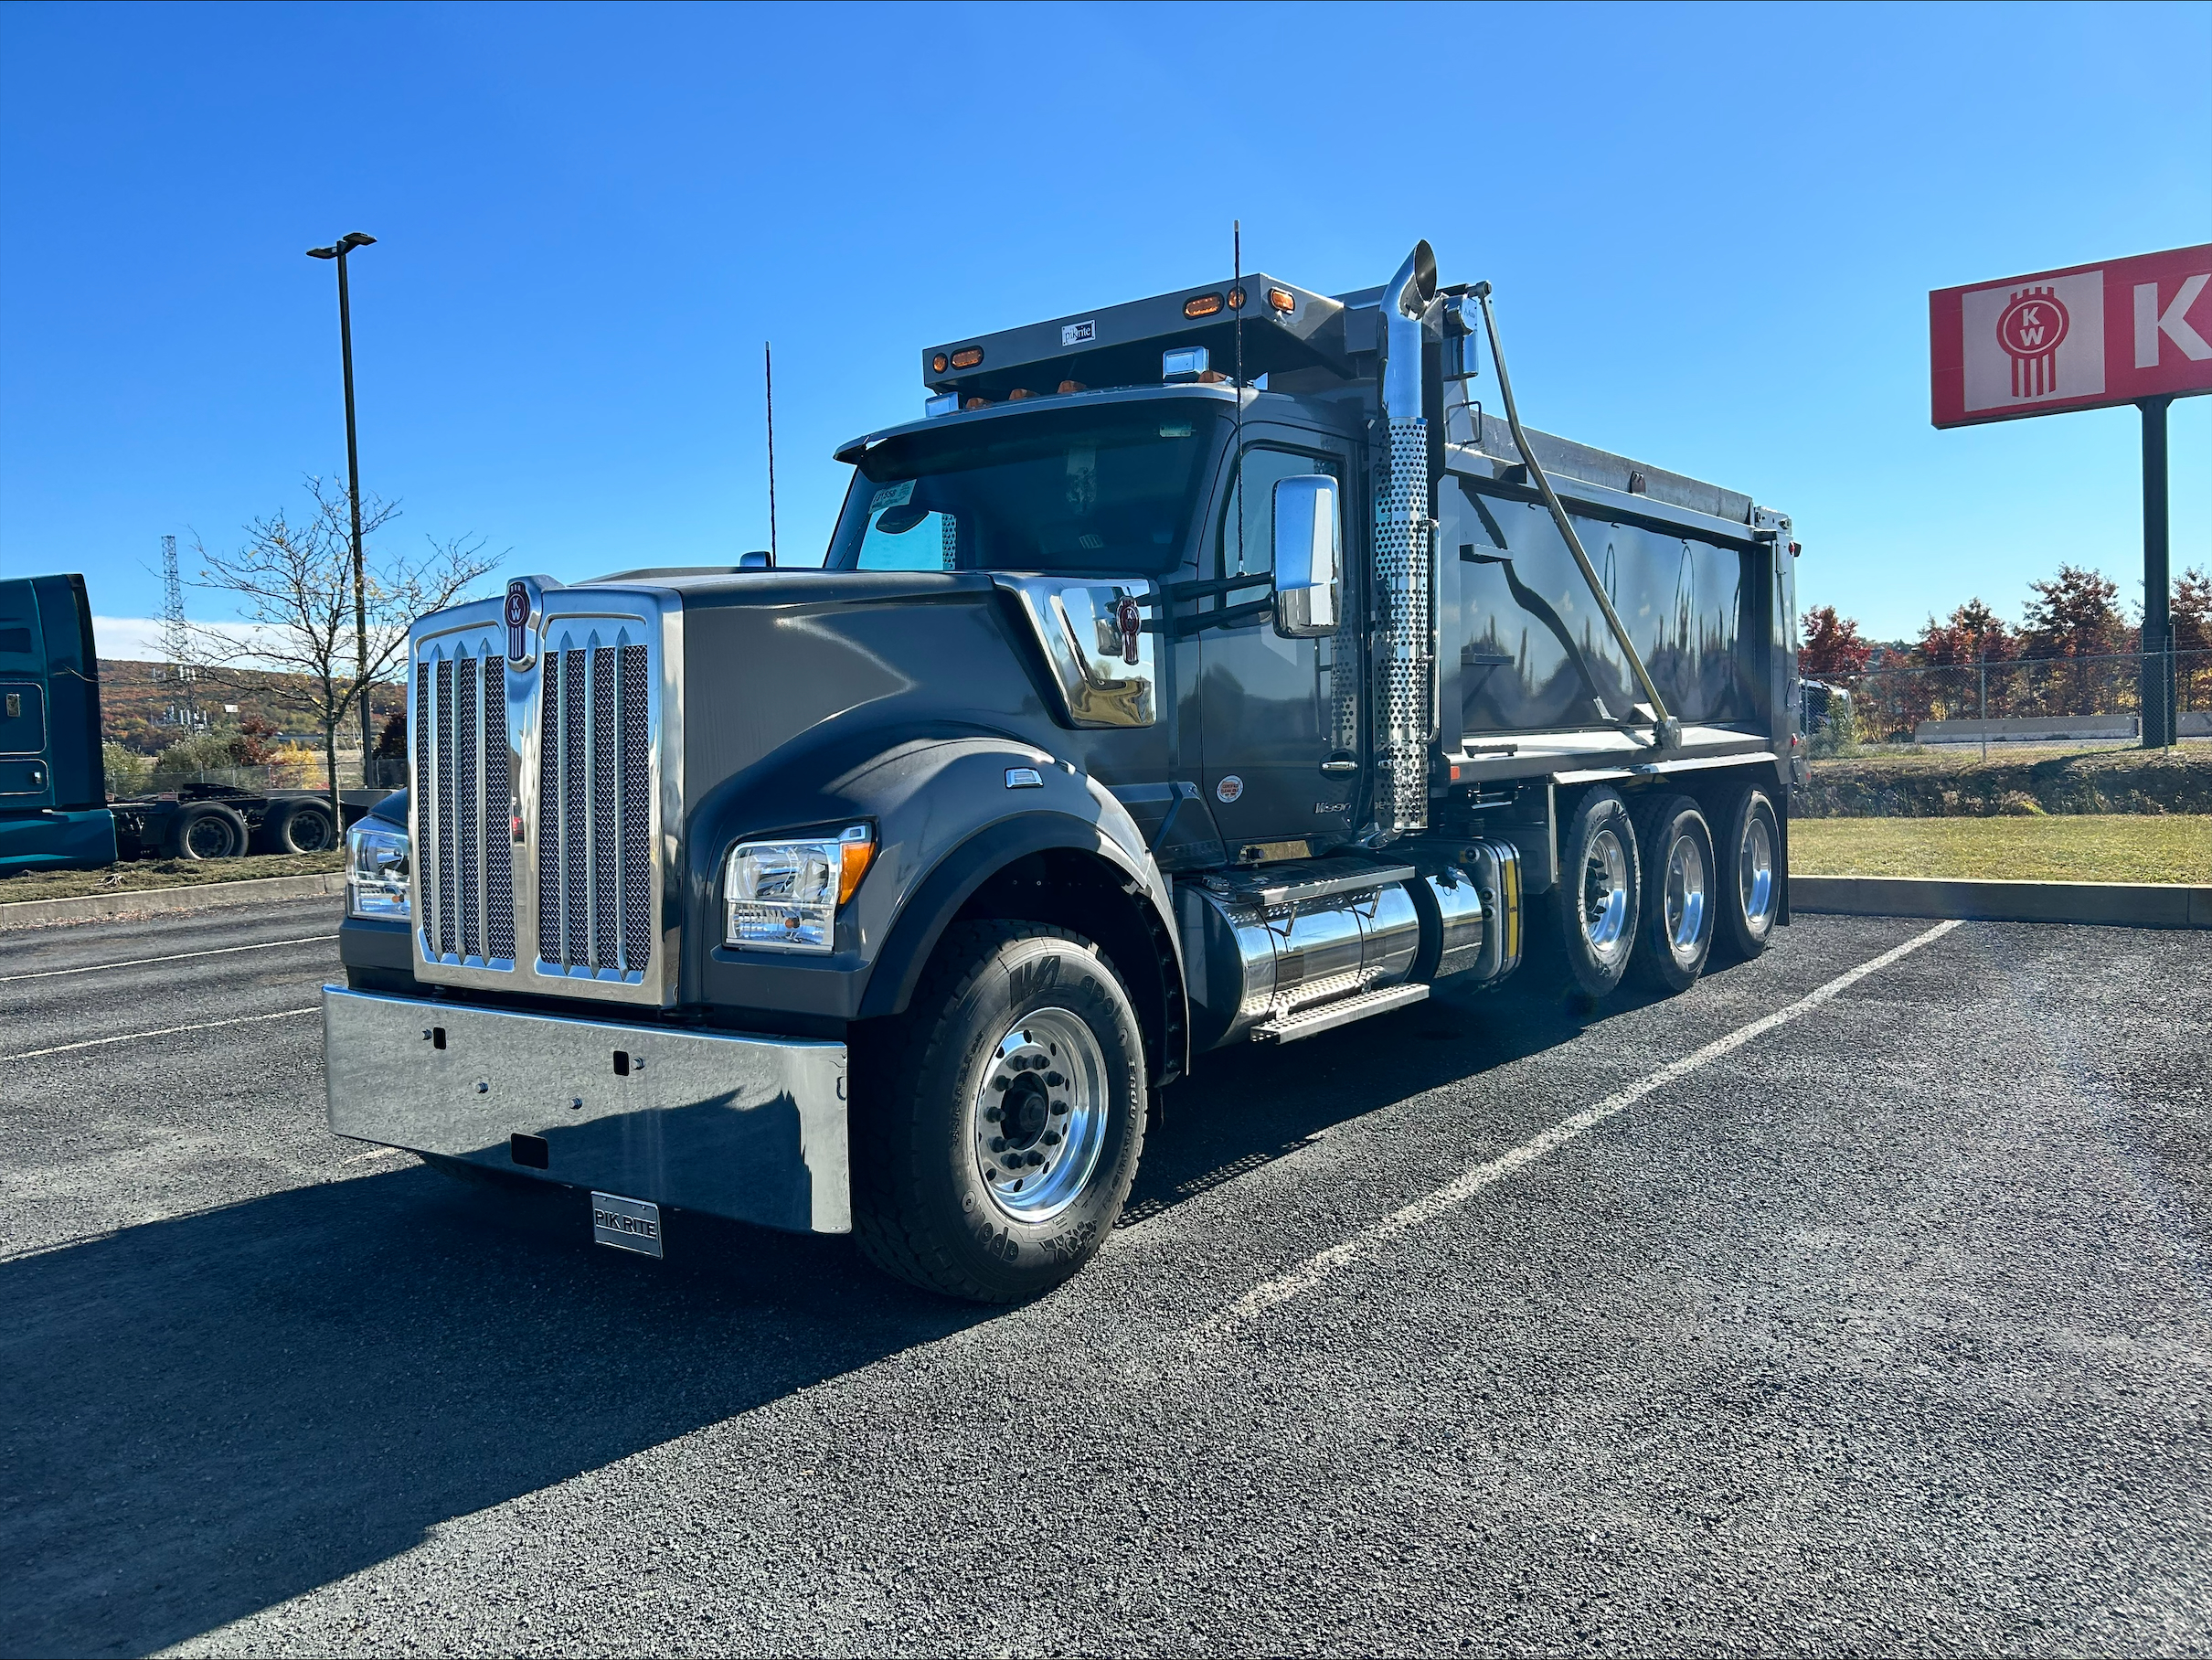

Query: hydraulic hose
[1471,282,1677,748]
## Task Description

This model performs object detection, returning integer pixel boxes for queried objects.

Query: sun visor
[921,275,1351,401]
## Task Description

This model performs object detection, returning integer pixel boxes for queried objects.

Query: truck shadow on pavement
[0,965,1659,1660]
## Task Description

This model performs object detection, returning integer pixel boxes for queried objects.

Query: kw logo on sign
[1997,285,2068,399]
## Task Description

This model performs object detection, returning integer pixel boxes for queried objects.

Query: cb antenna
[763,340,779,565]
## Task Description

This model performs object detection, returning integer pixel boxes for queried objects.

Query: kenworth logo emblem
[505,579,536,666]
[1996,285,2069,400]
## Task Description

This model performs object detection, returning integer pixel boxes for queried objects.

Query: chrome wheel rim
[1579,826,1632,965]
[1664,832,1709,963]
[1739,815,1775,935]
[973,1007,1107,1224]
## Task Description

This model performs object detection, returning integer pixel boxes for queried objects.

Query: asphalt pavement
[1,899,2206,1657]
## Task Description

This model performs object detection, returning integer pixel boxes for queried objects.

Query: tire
[167,801,249,860]
[1629,795,1717,995]
[1712,783,1782,963]
[851,920,1147,1304]
[1543,786,1641,998]
[266,799,338,855]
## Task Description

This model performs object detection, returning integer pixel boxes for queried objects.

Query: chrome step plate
[1252,982,1430,1045]
[591,1191,664,1258]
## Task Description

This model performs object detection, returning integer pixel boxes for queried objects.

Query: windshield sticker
[868,480,915,516]
[1061,320,1096,346]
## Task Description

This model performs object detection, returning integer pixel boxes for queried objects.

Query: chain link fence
[1804,649,2211,757]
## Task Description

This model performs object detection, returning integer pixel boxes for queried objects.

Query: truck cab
[327,240,1797,1303]
[0,574,117,876]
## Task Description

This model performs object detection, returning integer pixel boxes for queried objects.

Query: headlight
[725,824,875,953]
[346,823,411,920]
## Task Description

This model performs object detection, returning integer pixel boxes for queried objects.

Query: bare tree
[191,475,501,828]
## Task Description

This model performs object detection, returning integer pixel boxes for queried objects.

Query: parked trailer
[111,782,378,861]
[326,239,1807,1302]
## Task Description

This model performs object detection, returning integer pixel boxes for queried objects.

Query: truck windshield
[825,404,1225,576]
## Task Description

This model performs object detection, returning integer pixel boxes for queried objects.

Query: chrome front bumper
[322,985,850,1234]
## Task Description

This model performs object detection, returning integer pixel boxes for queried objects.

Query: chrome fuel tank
[1178,859,1421,1048]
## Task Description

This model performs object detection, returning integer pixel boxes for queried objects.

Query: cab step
[1251,982,1430,1045]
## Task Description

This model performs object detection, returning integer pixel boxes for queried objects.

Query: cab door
[1192,435,1362,855]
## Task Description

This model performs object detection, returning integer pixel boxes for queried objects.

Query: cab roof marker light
[924,393,959,417]
[950,346,984,369]
[1267,287,1295,314]
[1163,346,1209,381]
[1183,293,1224,318]
[931,353,950,374]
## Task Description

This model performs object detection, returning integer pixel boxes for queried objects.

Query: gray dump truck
[327,240,1803,1302]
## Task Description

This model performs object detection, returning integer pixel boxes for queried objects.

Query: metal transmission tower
[160,534,191,675]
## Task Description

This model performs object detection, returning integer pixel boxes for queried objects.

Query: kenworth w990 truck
[326,240,1802,1302]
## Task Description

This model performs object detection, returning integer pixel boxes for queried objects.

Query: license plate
[591,1192,664,1259]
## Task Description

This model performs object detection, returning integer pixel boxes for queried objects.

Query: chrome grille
[415,642,515,969]
[410,586,676,1006]
[537,633,655,979]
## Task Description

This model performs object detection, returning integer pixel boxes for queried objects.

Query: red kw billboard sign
[1930,243,2212,428]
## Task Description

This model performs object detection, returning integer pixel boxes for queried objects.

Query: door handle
[1320,752,1358,775]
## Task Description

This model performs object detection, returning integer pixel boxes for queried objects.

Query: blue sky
[1,0,2206,652]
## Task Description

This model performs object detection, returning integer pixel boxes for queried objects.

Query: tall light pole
[306,230,378,783]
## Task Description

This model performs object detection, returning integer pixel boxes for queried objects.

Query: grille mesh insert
[537,636,654,978]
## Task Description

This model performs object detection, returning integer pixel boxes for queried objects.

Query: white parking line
[3,1006,320,1061]
[0,934,339,984]
[1197,919,1964,1341]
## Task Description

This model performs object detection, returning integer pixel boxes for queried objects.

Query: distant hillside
[98,659,404,756]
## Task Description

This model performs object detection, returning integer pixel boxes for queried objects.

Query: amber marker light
[1183,293,1224,318]
[1227,286,1246,310]
[931,353,950,373]
[950,346,984,369]
[1057,379,1086,394]
[1268,288,1295,314]
[837,825,877,904]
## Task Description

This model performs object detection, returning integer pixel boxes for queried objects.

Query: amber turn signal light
[1267,288,1294,314]
[1183,293,1224,318]
[837,826,877,905]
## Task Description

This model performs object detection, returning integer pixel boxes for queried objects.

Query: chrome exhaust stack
[1372,241,1439,842]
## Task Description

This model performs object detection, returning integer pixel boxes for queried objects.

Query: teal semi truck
[0,574,116,874]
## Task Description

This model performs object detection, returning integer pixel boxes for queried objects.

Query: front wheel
[851,921,1146,1304]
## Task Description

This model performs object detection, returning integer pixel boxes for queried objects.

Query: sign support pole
[2140,395,2173,749]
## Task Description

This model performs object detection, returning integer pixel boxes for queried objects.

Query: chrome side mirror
[738,549,774,569]
[1271,474,1340,638]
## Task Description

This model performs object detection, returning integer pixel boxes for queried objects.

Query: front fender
[688,731,1184,1039]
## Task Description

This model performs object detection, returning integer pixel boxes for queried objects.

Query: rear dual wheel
[1713,784,1781,962]
[1546,786,1643,998]
[1630,795,1717,995]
